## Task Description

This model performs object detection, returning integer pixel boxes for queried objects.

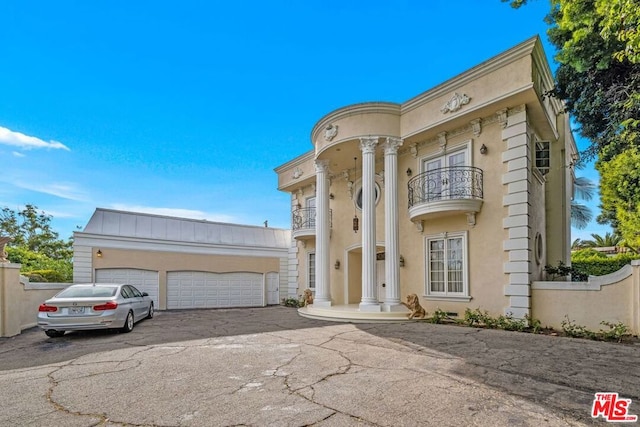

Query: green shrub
[428,308,449,324]
[282,297,301,308]
[571,248,609,261]
[495,313,527,331]
[599,321,630,342]
[561,316,596,339]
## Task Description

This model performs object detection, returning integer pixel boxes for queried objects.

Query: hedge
[571,253,640,278]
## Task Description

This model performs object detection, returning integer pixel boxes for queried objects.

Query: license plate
[69,306,86,314]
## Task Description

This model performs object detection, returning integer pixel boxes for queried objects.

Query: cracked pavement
[0,306,638,426]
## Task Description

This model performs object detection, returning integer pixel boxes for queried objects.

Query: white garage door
[167,271,264,309]
[95,269,160,308]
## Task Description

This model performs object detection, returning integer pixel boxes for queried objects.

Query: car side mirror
[142,292,149,297]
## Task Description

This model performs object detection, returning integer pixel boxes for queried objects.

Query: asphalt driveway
[0,306,638,426]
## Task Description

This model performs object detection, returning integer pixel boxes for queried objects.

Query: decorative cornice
[311,102,401,144]
[497,109,508,128]
[470,118,482,137]
[397,110,501,158]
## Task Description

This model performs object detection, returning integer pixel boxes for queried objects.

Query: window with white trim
[535,140,550,176]
[425,231,468,297]
[421,143,470,201]
[307,252,316,290]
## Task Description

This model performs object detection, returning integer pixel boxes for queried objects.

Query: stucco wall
[532,262,640,335]
[0,264,66,337]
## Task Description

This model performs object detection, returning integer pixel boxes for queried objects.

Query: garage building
[73,209,291,310]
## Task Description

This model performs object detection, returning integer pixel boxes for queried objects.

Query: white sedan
[37,283,154,337]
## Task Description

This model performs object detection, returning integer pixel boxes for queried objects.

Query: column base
[382,302,406,312]
[359,302,382,312]
[312,300,332,308]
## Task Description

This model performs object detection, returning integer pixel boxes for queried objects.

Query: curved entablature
[311,102,401,158]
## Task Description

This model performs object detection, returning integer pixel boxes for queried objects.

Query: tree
[0,204,72,260]
[598,148,640,251]
[581,232,623,248]
[571,176,596,229]
[505,0,640,252]
[504,0,640,162]
[571,238,585,250]
[0,205,73,282]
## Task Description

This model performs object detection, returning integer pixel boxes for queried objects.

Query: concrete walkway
[0,306,638,426]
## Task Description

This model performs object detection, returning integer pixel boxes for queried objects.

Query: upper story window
[535,141,550,176]
[421,144,470,200]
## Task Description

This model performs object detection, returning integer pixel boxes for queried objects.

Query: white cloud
[109,204,237,223]
[0,126,70,151]
[12,180,89,202]
[12,151,26,157]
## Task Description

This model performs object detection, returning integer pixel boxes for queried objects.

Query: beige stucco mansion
[275,36,577,321]
[5,36,639,337]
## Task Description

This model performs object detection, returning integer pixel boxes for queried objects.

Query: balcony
[292,207,332,241]
[408,166,483,222]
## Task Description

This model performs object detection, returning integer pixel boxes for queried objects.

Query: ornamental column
[382,137,403,311]
[359,137,381,311]
[313,159,332,307]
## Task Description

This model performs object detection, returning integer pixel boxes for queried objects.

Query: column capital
[314,159,330,173]
[359,136,379,154]
[381,137,403,154]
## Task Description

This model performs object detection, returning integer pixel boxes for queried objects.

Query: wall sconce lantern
[96,249,103,258]
[480,144,488,155]
[399,255,405,267]
[406,168,412,177]
[334,259,340,269]
[329,193,334,200]
[352,216,359,232]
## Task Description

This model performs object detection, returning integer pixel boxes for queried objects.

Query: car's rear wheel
[122,311,134,333]
[146,303,154,319]
[45,330,65,338]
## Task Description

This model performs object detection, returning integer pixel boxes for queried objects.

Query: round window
[534,232,544,265]
[355,183,381,210]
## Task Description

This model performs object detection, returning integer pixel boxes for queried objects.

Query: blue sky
[0,0,610,241]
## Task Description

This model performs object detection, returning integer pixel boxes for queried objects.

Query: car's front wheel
[122,311,134,333]
[45,330,65,338]
[146,303,154,319]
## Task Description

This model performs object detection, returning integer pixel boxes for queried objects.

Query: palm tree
[571,176,596,229]
[571,238,585,250]
[581,232,622,248]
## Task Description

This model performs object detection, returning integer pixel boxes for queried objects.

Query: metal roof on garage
[82,208,291,248]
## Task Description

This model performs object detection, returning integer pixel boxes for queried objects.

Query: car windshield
[56,286,118,298]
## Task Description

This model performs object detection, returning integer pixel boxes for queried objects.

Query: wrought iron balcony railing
[292,207,332,232]
[408,166,483,208]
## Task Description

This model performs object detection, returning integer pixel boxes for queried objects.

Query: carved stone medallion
[441,93,470,114]
[324,124,339,141]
